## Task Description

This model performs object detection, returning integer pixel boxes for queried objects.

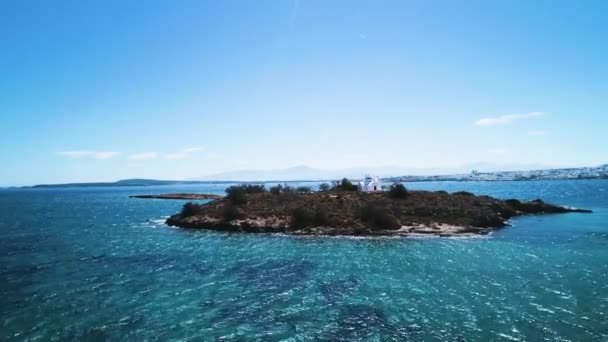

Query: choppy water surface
[1,180,607,341]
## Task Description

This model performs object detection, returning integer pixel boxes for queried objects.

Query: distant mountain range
[194,163,551,182]
[15,164,608,188]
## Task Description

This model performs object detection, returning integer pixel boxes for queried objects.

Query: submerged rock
[165,190,591,237]
[130,193,222,200]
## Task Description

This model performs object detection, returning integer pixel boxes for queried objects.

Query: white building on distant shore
[358,175,381,192]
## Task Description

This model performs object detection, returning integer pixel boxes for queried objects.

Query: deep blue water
[1,180,607,341]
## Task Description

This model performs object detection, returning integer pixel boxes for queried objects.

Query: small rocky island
[165,181,591,237]
[130,193,222,200]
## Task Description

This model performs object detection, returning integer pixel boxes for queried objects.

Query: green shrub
[435,190,449,195]
[291,208,314,228]
[241,184,266,193]
[453,191,474,197]
[269,184,304,194]
[180,202,200,217]
[318,183,330,191]
[505,199,521,206]
[360,204,400,230]
[225,185,248,204]
[387,183,408,199]
[270,184,283,195]
[225,184,266,204]
[223,204,244,221]
[313,206,330,226]
[334,178,358,191]
[281,185,295,193]
[291,206,330,228]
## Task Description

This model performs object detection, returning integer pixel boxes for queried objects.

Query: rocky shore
[165,189,591,237]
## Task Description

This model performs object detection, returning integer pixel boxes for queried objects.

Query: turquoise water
[1,180,607,341]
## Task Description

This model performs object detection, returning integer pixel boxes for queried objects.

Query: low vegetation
[318,183,330,191]
[270,184,311,195]
[281,185,295,193]
[505,199,521,206]
[225,184,266,204]
[269,184,283,195]
[166,182,591,236]
[359,204,401,230]
[387,183,408,199]
[180,202,201,218]
[453,191,474,197]
[333,178,358,191]
[223,204,245,221]
[290,206,330,228]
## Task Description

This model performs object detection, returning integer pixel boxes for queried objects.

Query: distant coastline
[12,164,608,189]
[386,164,608,183]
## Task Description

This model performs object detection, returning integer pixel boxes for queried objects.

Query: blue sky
[1,0,607,185]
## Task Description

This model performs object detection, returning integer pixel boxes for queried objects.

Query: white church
[358,175,382,192]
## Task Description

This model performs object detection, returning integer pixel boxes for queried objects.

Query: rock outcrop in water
[130,193,222,200]
[165,190,591,236]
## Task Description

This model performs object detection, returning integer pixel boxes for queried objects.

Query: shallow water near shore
[1,180,607,340]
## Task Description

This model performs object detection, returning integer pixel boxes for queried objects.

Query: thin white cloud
[183,147,205,153]
[165,147,205,160]
[129,152,157,160]
[475,112,544,126]
[57,150,120,160]
[487,148,508,156]
[166,153,187,160]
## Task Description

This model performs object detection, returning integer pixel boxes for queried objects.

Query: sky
[1,0,607,186]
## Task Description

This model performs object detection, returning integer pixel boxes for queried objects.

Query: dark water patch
[0,234,50,256]
[318,276,362,302]
[229,259,316,291]
[209,287,308,335]
[61,313,146,341]
[83,253,180,269]
[317,304,418,341]
[211,297,265,330]
[68,253,214,299]
[79,327,107,342]
[211,292,288,325]
[80,252,212,276]
[0,262,53,314]
[0,262,51,279]
[190,261,212,276]
[199,299,216,310]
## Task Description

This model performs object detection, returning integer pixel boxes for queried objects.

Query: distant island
[27,179,222,188]
[165,182,591,237]
[19,164,608,189]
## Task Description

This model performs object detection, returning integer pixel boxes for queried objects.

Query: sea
[1,180,607,341]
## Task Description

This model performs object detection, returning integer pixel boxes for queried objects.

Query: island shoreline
[164,189,591,237]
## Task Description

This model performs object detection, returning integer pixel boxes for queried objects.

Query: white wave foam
[497,333,521,341]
